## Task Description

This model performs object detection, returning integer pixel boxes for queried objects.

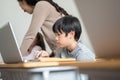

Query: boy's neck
[67,41,78,52]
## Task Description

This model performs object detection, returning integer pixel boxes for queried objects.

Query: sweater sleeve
[23,46,41,60]
[20,1,51,56]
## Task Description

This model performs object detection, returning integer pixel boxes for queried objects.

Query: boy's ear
[70,31,75,35]
[69,31,75,38]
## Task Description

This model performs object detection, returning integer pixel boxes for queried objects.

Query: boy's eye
[55,33,61,36]
[57,33,61,36]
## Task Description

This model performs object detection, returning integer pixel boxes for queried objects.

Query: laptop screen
[0,22,23,63]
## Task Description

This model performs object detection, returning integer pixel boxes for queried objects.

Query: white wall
[0,0,31,45]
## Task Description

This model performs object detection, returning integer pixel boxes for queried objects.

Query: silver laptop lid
[0,22,23,63]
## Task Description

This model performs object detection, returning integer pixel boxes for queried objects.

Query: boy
[52,15,95,61]
[36,15,95,61]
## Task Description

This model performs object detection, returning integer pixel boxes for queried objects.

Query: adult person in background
[17,0,69,57]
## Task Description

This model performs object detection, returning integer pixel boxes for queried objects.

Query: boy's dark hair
[52,15,82,41]
[17,0,69,15]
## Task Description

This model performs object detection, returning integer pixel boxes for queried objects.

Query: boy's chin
[58,43,66,48]
[59,45,65,48]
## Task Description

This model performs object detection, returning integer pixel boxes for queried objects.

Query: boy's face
[55,31,74,48]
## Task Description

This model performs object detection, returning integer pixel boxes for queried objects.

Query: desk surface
[0,59,120,70]
[60,59,120,70]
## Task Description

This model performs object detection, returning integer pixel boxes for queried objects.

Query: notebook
[0,22,75,64]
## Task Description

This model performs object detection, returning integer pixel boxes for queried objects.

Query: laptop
[0,22,24,63]
[0,23,76,64]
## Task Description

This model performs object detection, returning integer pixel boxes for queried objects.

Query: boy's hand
[34,50,49,58]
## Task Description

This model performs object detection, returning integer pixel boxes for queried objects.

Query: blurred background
[0,0,120,61]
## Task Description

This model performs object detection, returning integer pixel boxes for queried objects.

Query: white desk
[1,59,120,80]
[59,59,120,80]
[0,62,79,80]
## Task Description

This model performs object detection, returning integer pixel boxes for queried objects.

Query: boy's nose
[55,36,58,41]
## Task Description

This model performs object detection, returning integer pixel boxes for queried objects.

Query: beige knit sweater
[20,1,63,56]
